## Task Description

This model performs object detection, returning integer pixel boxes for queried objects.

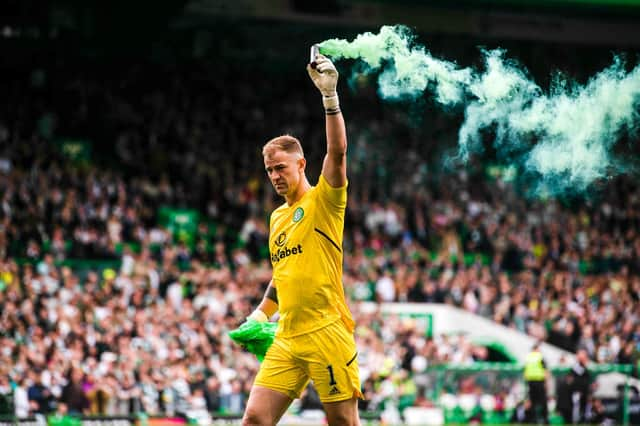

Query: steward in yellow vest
[524,342,549,424]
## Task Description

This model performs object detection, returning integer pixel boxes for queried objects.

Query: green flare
[228,319,277,362]
[319,25,470,104]
[316,25,640,196]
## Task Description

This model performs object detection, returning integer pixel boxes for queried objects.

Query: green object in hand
[228,319,277,361]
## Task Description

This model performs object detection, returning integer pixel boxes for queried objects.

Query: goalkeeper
[237,52,362,426]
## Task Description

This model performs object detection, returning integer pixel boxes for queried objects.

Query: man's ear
[298,157,306,172]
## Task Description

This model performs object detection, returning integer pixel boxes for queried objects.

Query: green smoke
[318,25,640,195]
[320,26,472,104]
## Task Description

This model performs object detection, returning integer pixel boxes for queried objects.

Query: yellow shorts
[254,320,362,403]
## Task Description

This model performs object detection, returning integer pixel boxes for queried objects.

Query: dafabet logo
[275,232,286,247]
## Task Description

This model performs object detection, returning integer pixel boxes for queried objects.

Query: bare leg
[323,396,361,426]
[242,385,293,426]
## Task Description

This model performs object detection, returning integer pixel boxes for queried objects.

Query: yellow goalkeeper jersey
[269,174,354,338]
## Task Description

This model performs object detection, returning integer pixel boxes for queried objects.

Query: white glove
[307,54,339,111]
[248,309,268,322]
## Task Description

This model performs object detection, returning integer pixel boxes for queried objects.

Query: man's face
[264,149,304,197]
[577,349,588,364]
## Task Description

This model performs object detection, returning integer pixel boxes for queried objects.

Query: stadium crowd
[1,52,639,423]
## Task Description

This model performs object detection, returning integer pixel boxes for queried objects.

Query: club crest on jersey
[293,207,304,223]
[275,232,286,247]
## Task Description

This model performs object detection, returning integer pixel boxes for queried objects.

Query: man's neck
[286,179,311,206]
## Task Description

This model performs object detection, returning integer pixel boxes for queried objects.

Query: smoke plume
[318,25,640,195]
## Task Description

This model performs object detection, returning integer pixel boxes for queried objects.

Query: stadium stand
[1,1,639,424]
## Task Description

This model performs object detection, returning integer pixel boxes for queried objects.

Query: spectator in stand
[569,349,593,424]
[60,368,89,415]
[27,369,54,415]
[221,379,245,414]
[13,377,30,419]
[203,376,221,413]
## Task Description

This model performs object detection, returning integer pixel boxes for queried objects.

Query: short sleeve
[317,174,348,211]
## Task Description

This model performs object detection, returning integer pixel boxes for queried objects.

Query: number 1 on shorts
[326,365,337,385]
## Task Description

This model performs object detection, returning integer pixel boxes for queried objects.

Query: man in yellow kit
[241,53,362,426]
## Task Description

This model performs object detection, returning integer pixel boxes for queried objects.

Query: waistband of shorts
[275,317,342,339]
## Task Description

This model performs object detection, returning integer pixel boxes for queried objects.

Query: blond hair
[262,135,304,158]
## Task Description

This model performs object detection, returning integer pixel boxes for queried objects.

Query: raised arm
[307,53,347,188]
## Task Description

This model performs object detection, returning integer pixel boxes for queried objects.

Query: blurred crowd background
[1,0,640,424]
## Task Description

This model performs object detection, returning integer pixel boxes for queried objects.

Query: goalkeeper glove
[228,317,277,362]
[307,54,340,111]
